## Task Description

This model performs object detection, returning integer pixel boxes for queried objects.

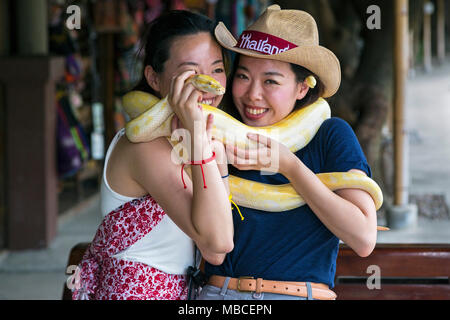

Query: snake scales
[123,75,383,217]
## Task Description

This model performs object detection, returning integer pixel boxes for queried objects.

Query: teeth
[246,107,267,115]
[201,99,214,105]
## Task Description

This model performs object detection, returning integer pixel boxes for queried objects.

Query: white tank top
[100,129,194,275]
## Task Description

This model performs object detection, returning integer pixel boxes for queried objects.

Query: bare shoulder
[126,136,173,164]
[125,137,181,187]
[107,135,173,197]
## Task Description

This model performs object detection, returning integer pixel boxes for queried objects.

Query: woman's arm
[282,160,377,257]
[226,133,377,257]
[128,69,234,265]
[130,137,233,265]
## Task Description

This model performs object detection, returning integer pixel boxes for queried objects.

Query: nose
[247,80,262,102]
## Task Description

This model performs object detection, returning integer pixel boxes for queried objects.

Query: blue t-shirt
[205,117,371,288]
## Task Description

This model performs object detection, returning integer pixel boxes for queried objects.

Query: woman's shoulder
[110,136,173,172]
[113,136,176,188]
[123,136,172,157]
[310,117,354,144]
[320,117,353,132]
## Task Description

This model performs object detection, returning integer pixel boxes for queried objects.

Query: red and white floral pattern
[72,195,188,300]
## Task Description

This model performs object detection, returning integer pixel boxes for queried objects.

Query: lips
[243,104,269,120]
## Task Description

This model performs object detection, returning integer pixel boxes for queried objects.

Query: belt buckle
[237,276,254,292]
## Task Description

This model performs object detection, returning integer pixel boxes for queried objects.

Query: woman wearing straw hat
[198,5,377,300]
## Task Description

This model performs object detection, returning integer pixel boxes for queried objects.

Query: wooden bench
[62,242,450,300]
[334,243,450,300]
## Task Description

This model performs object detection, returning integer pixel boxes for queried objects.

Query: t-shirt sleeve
[321,118,372,177]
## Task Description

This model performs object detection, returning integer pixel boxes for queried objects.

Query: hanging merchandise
[60,94,90,161]
[233,0,247,37]
[171,0,187,10]
[133,0,146,29]
[114,97,127,131]
[56,92,91,178]
[57,101,82,178]
[116,0,141,95]
[118,0,139,51]
[65,54,82,84]
[145,0,165,24]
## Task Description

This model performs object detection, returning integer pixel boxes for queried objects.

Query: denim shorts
[196,277,315,300]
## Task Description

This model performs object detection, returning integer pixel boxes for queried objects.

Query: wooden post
[423,1,434,72]
[0,0,9,56]
[393,0,409,206]
[0,0,10,249]
[16,0,48,55]
[437,0,446,64]
[0,57,65,249]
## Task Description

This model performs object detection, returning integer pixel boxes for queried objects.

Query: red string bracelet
[181,151,216,189]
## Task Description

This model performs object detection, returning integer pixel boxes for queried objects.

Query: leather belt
[207,275,337,300]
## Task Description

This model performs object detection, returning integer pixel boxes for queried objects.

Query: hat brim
[215,22,341,98]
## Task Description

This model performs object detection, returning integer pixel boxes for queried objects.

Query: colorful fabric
[72,195,188,300]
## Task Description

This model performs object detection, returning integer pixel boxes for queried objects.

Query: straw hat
[215,5,341,98]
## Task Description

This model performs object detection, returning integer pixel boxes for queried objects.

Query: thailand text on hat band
[235,30,298,55]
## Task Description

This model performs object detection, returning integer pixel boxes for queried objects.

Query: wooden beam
[16,0,48,55]
[437,0,446,64]
[0,0,9,55]
[423,1,433,72]
[0,57,64,249]
[393,0,409,206]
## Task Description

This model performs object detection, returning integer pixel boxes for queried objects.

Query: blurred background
[0,0,449,299]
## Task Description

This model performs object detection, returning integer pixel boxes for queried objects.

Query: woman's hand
[171,110,228,178]
[168,70,205,135]
[173,111,228,168]
[225,133,296,175]
[168,70,212,161]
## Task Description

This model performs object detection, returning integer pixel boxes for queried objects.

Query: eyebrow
[264,71,285,77]
[236,65,285,77]
[177,59,223,68]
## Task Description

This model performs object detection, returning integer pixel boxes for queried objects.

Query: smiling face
[145,32,226,107]
[231,55,309,127]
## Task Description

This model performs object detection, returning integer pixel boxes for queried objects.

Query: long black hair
[134,10,229,96]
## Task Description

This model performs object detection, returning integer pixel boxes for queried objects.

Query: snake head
[187,74,225,95]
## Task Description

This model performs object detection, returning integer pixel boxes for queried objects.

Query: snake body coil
[123,75,383,212]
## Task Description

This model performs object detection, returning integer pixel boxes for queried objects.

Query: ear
[144,65,160,92]
[296,82,309,100]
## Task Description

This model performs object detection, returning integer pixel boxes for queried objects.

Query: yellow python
[124,75,384,216]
